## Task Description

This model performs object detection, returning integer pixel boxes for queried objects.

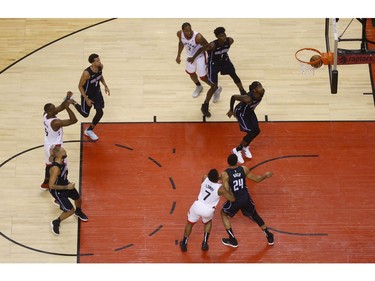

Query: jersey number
[233,178,244,191]
[203,190,211,200]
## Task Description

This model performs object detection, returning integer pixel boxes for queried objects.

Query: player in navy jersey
[227,81,265,163]
[73,53,110,141]
[49,146,88,235]
[203,26,247,117]
[220,154,274,247]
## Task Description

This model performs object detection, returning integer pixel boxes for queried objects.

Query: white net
[295,48,324,76]
[298,61,316,76]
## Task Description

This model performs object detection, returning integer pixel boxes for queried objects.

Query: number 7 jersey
[197,177,222,208]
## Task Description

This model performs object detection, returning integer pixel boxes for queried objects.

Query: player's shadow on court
[245,244,271,263]
[200,243,271,263]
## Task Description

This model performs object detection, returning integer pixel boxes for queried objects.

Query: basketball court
[0,17,375,281]
[74,120,375,263]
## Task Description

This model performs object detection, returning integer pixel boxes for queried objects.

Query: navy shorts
[80,90,105,115]
[234,109,259,133]
[222,193,256,218]
[50,188,80,212]
[208,60,236,84]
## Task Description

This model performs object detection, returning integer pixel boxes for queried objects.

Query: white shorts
[185,53,207,78]
[187,200,216,224]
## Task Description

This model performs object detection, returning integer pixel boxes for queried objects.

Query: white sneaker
[192,85,203,98]
[232,148,244,164]
[213,86,222,103]
[84,128,99,141]
[242,146,252,159]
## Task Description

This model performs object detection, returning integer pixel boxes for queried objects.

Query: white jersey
[186,177,222,224]
[197,177,222,208]
[181,30,204,59]
[43,113,63,164]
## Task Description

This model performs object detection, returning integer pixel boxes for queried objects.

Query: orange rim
[295,47,322,65]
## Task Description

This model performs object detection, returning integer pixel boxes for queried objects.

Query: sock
[195,81,201,87]
[236,144,243,152]
[263,227,271,237]
[87,126,94,131]
[226,228,236,239]
[182,236,188,245]
[203,232,210,243]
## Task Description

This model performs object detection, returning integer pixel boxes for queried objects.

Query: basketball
[310,55,323,68]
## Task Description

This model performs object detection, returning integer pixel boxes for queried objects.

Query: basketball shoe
[264,229,275,246]
[232,148,244,164]
[51,219,60,235]
[192,85,203,98]
[84,128,99,141]
[74,209,88,221]
[40,181,49,191]
[201,103,211,118]
[53,199,60,208]
[179,240,187,252]
[221,237,238,248]
[213,86,222,103]
[201,241,209,251]
[242,146,252,159]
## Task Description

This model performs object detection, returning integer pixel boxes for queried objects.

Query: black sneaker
[74,209,88,221]
[221,237,238,248]
[201,103,211,118]
[266,231,274,246]
[51,219,60,235]
[179,240,187,252]
[201,241,209,251]
[53,199,60,207]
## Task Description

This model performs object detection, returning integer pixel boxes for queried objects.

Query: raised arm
[50,106,78,131]
[243,166,273,183]
[54,91,74,113]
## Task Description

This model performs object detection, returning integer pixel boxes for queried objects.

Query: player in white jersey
[41,91,78,191]
[179,169,235,252]
[175,22,222,118]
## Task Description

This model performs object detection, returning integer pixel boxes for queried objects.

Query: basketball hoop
[295,47,333,76]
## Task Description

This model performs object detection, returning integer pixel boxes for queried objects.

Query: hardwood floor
[0,18,374,270]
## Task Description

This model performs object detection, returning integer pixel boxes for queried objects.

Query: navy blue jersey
[84,67,102,97]
[235,91,262,115]
[225,166,248,199]
[51,161,69,186]
[208,38,231,64]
